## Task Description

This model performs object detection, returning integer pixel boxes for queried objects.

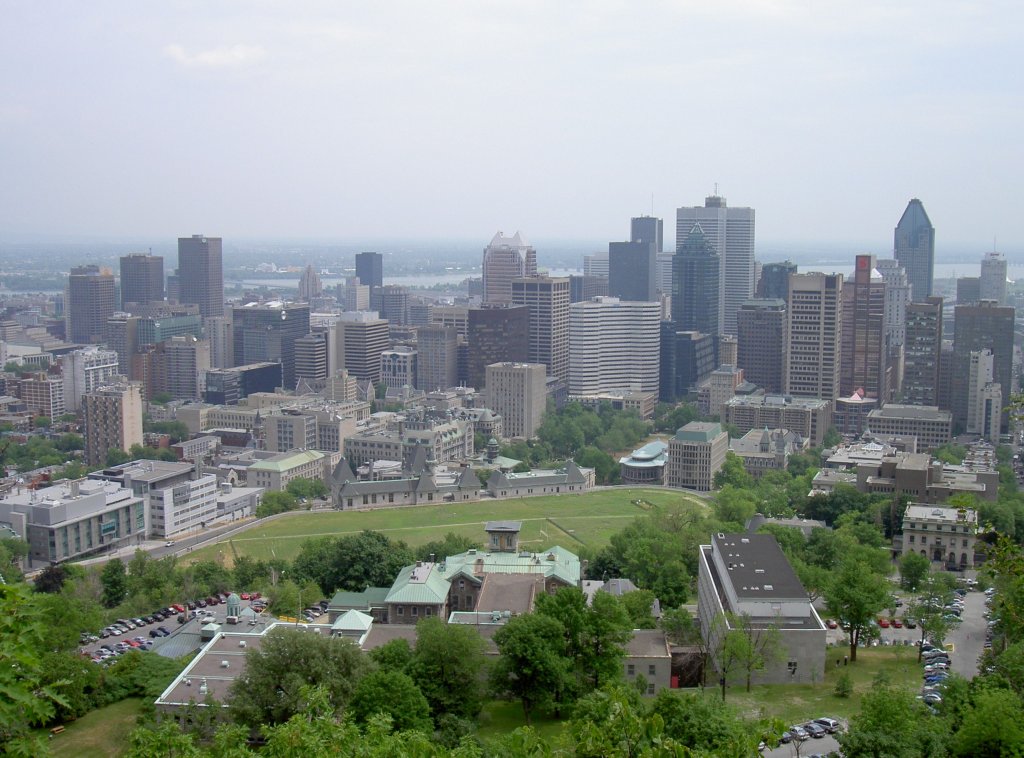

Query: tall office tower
[512,276,570,381]
[840,255,889,400]
[784,272,843,400]
[355,252,383,290]
[608,240,657,302]
[408,301,433,327]
[177,235,224,318]
[82,382,144,466]
[380,346,417,390]
[894,199,935,300]
[980,252,1008,304]
[659,325,715,402]
[61,347,120,412]
[937,340,954,411]
[416,324,459,391]
[656,252,674,296]
[902,297,944,406]
[66,265,116,344]
[736,299,786,393]
[231,302,311,390]
[952,301,1015,432]
[466,305,529,389]
[482,231,537,304]
[671,223,720,335]
[486,362,547,439]
[119,253,164,306]
[430,305,470,337]
[166,272,180,303]
[568,274,609,303]
[297,264,323,302]
[136,313,203,346]
[153,336,211,401]
[294,331,328,384]
[966,349,1002,442]
[206,315,234,368]
[756,261,797,302]
[330,312,390,383]
[582,252,609,278]
[568,297,660,395]
[379,285,410,326]
[631,216,663,252]
[676,194,755,335]
[956,277,980,305]
[105,314,139,374]
[875,259,910,347]
[341,277,371,312]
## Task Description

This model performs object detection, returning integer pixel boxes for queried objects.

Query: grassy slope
[46,698,145,758]
[184,488,702,566]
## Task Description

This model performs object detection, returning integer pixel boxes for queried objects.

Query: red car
[878,618,890,628]
[826,619,838,629]
[240,593,250,600]
[892,618,903,628]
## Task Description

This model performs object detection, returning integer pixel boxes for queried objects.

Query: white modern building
[568,297,660,395]
[980,252,1008,305]
[61,347,120,412]
[481,231,537,305]
[0,479,145,566]
[966,349,1001,444]
[149,474,219,537]
[875,259,910,349]
[486,362,547,440]
[676,195,755,336]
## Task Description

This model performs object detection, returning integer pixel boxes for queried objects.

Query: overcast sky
[2,2,1022,254]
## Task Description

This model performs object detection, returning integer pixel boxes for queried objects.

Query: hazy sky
[2,2,1022,254]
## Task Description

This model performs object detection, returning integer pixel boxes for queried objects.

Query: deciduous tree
[491,613,573,724]
[824,559,889,662]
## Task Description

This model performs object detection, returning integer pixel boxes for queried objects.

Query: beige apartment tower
[512,276,570,382]
[785,273,843,400]
[83,383,144,466]
[485,362,547,440]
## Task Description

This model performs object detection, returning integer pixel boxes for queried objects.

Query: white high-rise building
[482,231,537,304]
[676,195,755,336]
[568,297,660,395]
[61,347,120,412]
[486,362,547,439]
[967,349,1002,443]
[582,252,609,278]
[206,315,233,369]
[876,259,910,347]
[980,252,1008,305]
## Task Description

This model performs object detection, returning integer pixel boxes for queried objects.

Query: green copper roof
[249,449,325,473]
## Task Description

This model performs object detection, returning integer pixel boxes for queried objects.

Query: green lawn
[186,488,702,566]
[723,645,926,725]
[46,698,145,758]
[476,700,568,742]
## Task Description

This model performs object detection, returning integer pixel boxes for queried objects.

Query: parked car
[802,722,826,739]
[826,619,838,629]
[878,618,890,628]
[813,718,841,734]
[788,726,809,741]
[892,619,903,628]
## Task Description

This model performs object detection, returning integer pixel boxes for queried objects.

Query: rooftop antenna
[714,182,719,196]
[651,192,654,216]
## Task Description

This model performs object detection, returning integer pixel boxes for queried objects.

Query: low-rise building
[898,503,978,569]
[697,533,826,685]
[723,394,832,447]
[624,630,673,695]
[485,461,594,498]
[569,390,658,420]
[730,428,807,479]
[865,404,952,452]
[619,440,668,485]
[832,389,878,437]
[0,478,145,566]
[247,449,327,491]
[665,422,728,492]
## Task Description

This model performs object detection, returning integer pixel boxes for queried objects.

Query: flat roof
[712,534,807,600]
[674,422,723,442]
[868,404,951,421]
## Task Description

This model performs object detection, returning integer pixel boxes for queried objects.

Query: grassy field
[724,644,925,725]
[185,488,702,567]
[476,700,568,742]
[46,698,145,758]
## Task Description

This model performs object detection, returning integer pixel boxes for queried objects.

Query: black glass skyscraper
[894,199,935,300]
[671,223,720,335]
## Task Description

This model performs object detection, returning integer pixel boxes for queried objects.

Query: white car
[165,541,176,547]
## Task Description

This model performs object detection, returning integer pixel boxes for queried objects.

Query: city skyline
[1,4,1022,254]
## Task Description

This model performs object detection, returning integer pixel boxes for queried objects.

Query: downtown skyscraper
[482,231,537,304]
[177,235,224,319]
[894,199,935,301]
[676,194,754,335]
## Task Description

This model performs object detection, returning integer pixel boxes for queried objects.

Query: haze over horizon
[2,3,1022,257]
